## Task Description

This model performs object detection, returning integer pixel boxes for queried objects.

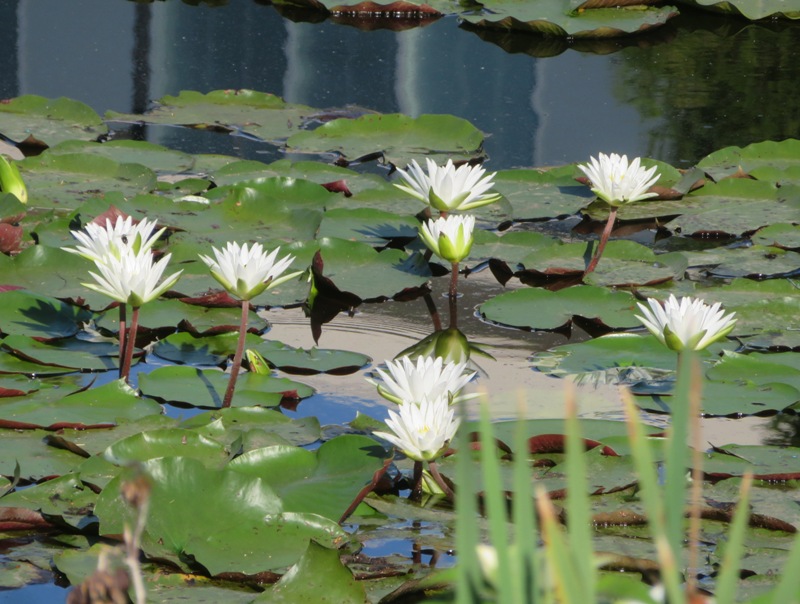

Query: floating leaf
[95,457,347,575]
[258,541,365,603]
[286,113,485,166]
[106,89,315,143]
[0,473,97,530]
[0,95,107,147]
[19,152,157,210]
[104,428,230,467]
[229,435,387,522]
[45,140,195,174]
[460,2,678,38]
[248,341,371,375]
[0,290,93,340]
[180,406,321,448]
[138,366,313,409]
[480,285,640,331]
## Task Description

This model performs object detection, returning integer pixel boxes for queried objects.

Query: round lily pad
[0,95,107,147]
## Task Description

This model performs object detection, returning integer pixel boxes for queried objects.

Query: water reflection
[3,1,798,169]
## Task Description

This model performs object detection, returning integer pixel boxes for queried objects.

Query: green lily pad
[479,285,640,331]
[257,541,365,603]
[290,237,431,301]
[706,351,800,392]
[491,165,593,220]
[0,95,107,147]
[519,240,687,287]
[530,333,680,381]
[460,2,678,38]
[106,89,315,143]
[151,332,265,366]
[0,290,93,340]
[698,139,800,181]
[180,406,321,448]
[45,140,195,174]
[95,456,347,575]
[0,335,119,372]
[104,428,231,467]
[0,428,88,481]
[668,179,800,237]
[692,278,800,336]
[286,113,485,166]
[0,473,97,530]
[704,445,800,481]
[0,380,163,429]
[317,207,420,247]
[752,223,800,250]
[19,152,157,210]
[248,340,371,375]
[634,380,799,416]
[706,245,800,280]
[138,366,313,409]
[55,414,178,456]
[228,435,387,522]
[677,0,800,21]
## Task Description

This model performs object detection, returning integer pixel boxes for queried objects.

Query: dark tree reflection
[612,12,800,167]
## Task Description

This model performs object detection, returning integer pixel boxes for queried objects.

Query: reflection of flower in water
[395,158,501,212]
[373,395,460,462]
[370,355,476,406]
[636,294,736,352]
[577,152,659,207]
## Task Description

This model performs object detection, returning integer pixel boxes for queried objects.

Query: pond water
[2,1,800,601]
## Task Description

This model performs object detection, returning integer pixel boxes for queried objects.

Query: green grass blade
[511,395,539,602]
[564,386,594,602]
[714,472,752,603]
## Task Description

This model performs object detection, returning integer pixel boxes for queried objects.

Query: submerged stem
[583,206,617,277]
[222,299,249,408]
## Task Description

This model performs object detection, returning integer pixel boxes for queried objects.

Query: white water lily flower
[636,294,737,352]
[419,214,475,264]
[395,158,501,212]
[371,355,476,406]
[66,216,164,263]
[374,395,460,462]
[199,241,301,301]
[578,153,660,207]
[83,248,182,307]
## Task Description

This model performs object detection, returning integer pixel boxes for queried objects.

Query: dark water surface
[2,1,799,170]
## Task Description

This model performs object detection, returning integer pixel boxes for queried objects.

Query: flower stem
[449,261,459,299]
[120,306,140,383]
[428,460,454,500]
[222,299,249,408]
[118,304,127,380]
[583,206,617,277]
[410,460,424,501]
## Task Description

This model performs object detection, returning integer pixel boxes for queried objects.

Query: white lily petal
[635,294,737,352]
[395,159,500,212]
[199,241,297,301]
[578,152,660,206]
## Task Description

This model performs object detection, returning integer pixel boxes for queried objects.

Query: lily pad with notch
[0,95,108,149]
